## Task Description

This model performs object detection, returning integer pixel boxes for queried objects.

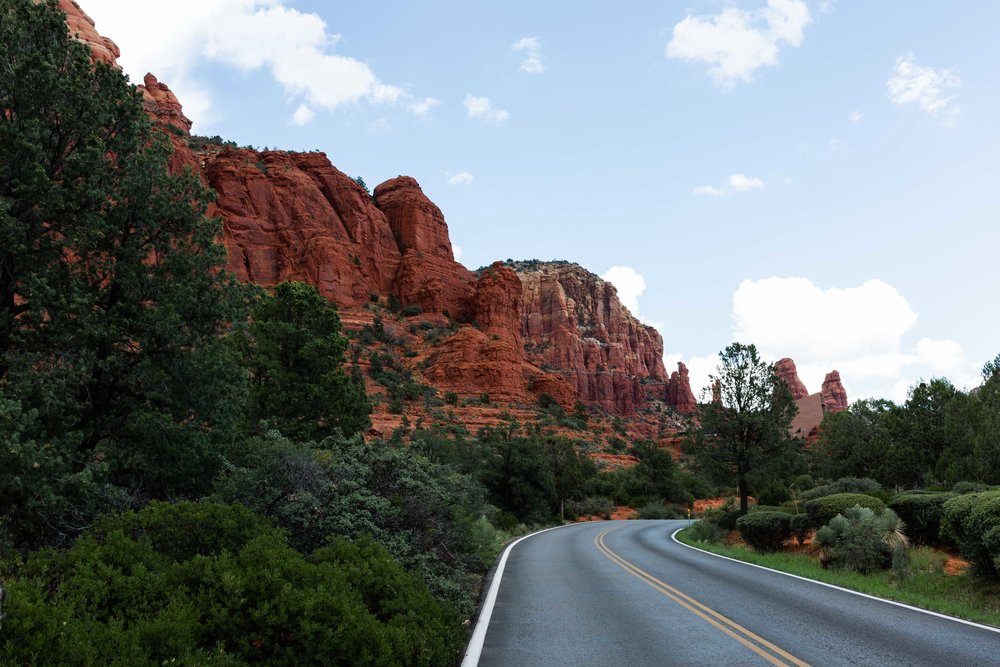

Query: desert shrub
[889,492,956,545]
[736,511,792,552]
[805,493,886,527]
[941,489,1000,577]
[0,502,463,666]
[702,508,743,531]
[637,502,685,520]
[444,392,459,406]
[566,496,614,519]
[402,305,423,317]
[790,513,812,545]
[953,481,992,494]
[686,521,725,545]
[909,546,948,575]
[757,481,790,506]
[800,477,884,502]
[814,505,904,573]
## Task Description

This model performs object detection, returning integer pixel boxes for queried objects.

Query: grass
[676,527,1000,628]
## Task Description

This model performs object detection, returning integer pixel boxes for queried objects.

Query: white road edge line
[461,522,579,667]
[671,527,1000,636]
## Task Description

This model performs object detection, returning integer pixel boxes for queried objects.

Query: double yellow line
[594,528,810,667]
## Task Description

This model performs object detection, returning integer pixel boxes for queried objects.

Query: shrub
[702,508,743,531]
[800,477,883,502]
[814,505,905,573]
[637,502,686,520]
[736,511,792,552]
[402,304,423,317]
[790,513,812,545]
[888,492,956,546]
[757,481,790,506]
[566,496,614,520]
[444,392,459,406]
[953,481,992,494]
[686,521,725,545]
[805,493,886,527]
[941,489,1000,577]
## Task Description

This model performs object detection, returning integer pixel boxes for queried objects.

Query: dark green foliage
[0,0,250,549]
[941,489,1000,578]
[701,508,743,531]
[686,520,725,545]
[889,492,956,545]
[243,282,371,441]
[813,506,905,574]
[757,481,790,506]
[805,493,887,528]
[636,502,686,520]
[953,481,992,494]
[0,502,462,665]
[212,431,497,616]
[537,393,558,409]
[444,392,459,406]
[685,343,799,514]
[402,305,423,317]
[354,176,369,194]
[477,422,556,524]
[736,511,793,552]
[790,513,812,545]
[799,477,884,502]
[565,496,614,520]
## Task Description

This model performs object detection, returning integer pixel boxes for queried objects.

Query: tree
[243,281,371,441]
[684,343,799,514]
[1,0,250,548]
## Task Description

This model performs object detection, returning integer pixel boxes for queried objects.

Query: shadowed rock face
[775,358,810,400]
[665,362,697,414]
[517,262,668,414]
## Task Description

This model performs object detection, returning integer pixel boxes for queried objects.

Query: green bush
[702,508,743,531]
[805,493,886,527]
[686,521,725,545]
[637,502,686,520]
[953,481,993,494]
[736,511,792,552]
[0,502,463,666]
[941,489,1000,577]
[800,477,883,501]
[813,505,905,574]
[888,492,956,546]
[790,513,812,545]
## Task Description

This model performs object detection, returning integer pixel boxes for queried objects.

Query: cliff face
[821,371,849,414]
[516,262,668,413]
[665,362,697,414]
[59,0,120,66]
[775,358,810,400]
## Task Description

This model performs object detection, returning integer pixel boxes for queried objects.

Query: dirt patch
[944,555,970,576]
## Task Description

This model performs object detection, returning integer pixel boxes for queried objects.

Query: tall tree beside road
[685,343,799,514]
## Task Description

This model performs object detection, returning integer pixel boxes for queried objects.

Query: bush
[941,489,1000,577]
[0,502,463,666]
[800,477,884,502]
[889,492,956,546]
[790,513,812,545]
[686,521,725,545]
[702,508,743,531]
[637,502,686,520]
[566,496,614,520]
[813,505,905,574]
[806,493,886,527]
[736,511,792,552]
[953,481,992,494]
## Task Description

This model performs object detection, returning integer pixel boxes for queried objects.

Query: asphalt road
[468,520,1000,667]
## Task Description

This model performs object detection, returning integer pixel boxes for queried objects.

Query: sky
[81,0,1000,404]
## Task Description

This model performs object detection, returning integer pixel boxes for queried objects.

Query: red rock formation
[665,362,698,414]
[374,177,475,318]
[518,262,668,414]
[821,371,849,413]
[774,358,809,400]
[472,262,523,346]
[57,0,120,66]
[138,73,192,134]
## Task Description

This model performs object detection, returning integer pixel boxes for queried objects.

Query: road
[466,520,1000,666]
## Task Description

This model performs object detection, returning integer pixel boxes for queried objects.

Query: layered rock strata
[665,362,698,414]
[774,358,810,400]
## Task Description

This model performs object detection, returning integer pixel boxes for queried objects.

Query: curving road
[465,520,1000,666]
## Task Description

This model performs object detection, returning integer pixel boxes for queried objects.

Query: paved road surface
[469,520,1000,666]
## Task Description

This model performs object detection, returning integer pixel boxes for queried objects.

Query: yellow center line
[594,528,811,667]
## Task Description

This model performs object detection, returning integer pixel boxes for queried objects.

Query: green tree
[684,343,799,514]
[478,421,556,523]
[811,399,899,484]
[0,0,249,548]
[243,282,371,441]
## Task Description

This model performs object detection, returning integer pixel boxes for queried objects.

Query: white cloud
[728,276,980,401]
[464,94,510,122]
[602,266,646,316]
[887,53,961,126]
[82,1,415,130]
[291,104,315,126]
[448,171,475,186]
[829,138,844,152]
[849,110,863,123]
[666,0,811,87]
[819,1,836,14]
[694,173,764,197]
[665,352,722,401]
[409,97,441,117]
[512,36,544,74]
[783,176,794,185]
[452,244,463,261]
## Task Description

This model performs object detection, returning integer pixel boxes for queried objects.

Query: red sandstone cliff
[775,358,810,400]
[665,362,697,414]
[821,371,849,413]
[58,0,120,66]
[516,261,668,413]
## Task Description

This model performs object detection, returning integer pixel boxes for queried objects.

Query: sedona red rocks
[774,357,810,400]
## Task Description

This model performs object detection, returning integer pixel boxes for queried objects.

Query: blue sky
[83,0,1000,402]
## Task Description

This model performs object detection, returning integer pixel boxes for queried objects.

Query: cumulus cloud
[464,94,510,122]
[728,276,980,401]
[447,171,475,186]
[452,244,463,262]
[291,104,315,126]
[887,53,961,126]
[694,173,765,197]
[602,266,647,316]
[849,110,863,123]
[666,0,811,87]
[665,352,722,402]
[512,36,544,74]
[82,1,419,130]
[409,97,441,117]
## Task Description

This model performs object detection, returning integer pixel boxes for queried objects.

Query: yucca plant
[814,505,910,574]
